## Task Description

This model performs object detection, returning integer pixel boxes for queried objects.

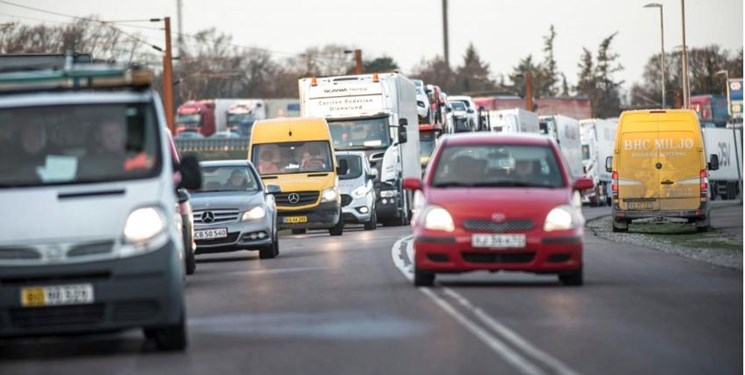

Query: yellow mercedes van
[248,118,345,236]
[605,110,719,232]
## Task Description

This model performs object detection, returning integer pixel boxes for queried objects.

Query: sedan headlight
[351,185,368,199]
[242,206,266,221]
[423,205,455,232]
[321,187,338,202]
[123,206,166,244]
[544,205,579,232]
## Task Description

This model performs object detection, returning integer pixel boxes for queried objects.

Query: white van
[0,59,201,350]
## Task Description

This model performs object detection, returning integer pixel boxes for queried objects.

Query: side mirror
[178,154,202,190]
[605,156,613,173]
[266,184,281,194]
[398,126,408,144]
[336,158,349,175]
[176,188,190,203]
[399,118,408,127]
[467,108,475,114]
[573,177,595,192]
[446,107,452,113]
[403,177,422,191]
[708,154,719,171]
[368,169,379,180]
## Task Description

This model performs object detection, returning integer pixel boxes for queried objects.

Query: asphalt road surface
[0,206,741,375]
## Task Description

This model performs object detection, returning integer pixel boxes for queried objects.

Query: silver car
[336,152,377,230]
[191,160,279,259]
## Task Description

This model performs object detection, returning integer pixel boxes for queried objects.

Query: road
[0,206,741,375]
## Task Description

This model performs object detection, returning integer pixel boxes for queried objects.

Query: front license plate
[283,216,308,224]
[472,234,526,249]
[21,284,94,307]
[195,228,228,240]
[627,201,654,210]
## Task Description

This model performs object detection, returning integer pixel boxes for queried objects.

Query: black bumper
[277,201,340,230]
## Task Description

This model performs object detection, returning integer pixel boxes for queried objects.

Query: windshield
[450,101,467,111]
[176,113,201,126]
[432,145,565,188]
[337,154,363,180]
[329,117,390,149]
[582,144,591,161]
[227,113,253,125]
[252,141,333,175]
[0,103,161,188]
[195,165,260,192]
[419,131,436,158]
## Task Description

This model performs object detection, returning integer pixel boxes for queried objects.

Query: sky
[1,0,742,93]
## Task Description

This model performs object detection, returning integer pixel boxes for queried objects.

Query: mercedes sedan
[191,160,279,259]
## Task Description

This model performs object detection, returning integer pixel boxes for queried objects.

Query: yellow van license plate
[627,202,654,210]
[284,216,308,224]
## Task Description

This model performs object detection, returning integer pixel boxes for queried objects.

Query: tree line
[0,20,741,118]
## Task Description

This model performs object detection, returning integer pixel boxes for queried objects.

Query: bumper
[341,196,373,223]
[413,230,583,274]
[376,196,401,219]
[0,241,184,338]
[612,207,708,220]
[194,215,273,253]
[277,201,340,230]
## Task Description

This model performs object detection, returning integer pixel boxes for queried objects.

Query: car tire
[414,269,435,287]
[559,268,583,286]
[364,208,377,231]
[696,217,710,233]
[612,220,628,233]
[184,238,196,275]
[329,218,344,236]
[291,229,306,235]
[145,313,187,351]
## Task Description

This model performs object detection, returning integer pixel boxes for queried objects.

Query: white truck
[299,73,421,226]
[225,99,266,136]
[579,118,617,206]
[488,108,540,134]
[703,127,743,200]
[539,115,583,179]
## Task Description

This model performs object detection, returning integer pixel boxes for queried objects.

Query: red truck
[175,100,216,136]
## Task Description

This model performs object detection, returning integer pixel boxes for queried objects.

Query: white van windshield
[0,103,161,188]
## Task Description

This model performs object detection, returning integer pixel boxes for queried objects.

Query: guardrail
[174,138,249,153]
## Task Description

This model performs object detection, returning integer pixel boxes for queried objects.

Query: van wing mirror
[368,168,379,180]
[708,154,719,171]
[336,158,349,175]
[398,126,408,144]
[178,154,202,190]
[266,184,281,194]
[605,156,613,173]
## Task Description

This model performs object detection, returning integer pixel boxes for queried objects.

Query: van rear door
[657,115,702,211]
[618,117,660,211]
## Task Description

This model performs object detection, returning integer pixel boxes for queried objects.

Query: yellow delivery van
[605,109,719,232]
[249,117,346,236]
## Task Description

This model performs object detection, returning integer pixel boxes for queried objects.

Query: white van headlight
[423,205,455,232]
[544,205,577,232]
[321,187,338,202]
[123,206,166,243]
[242,206,266,221]
[352,185,367,199]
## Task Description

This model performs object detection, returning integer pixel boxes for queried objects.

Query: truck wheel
[329,219,344,236]
[696,216,711,233]
[612,219,628,233]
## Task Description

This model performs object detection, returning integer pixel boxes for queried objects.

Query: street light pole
[716,70,732,119]
[681,0,690,108]
[162,17,175,134]
[644,3,666,108]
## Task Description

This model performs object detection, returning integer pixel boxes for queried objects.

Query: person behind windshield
[224,169,249,190]
[300,145,327,171]
[513,159,541,181]
[258,150,279,174]
[12,122,48,182]
[78,120,148,180]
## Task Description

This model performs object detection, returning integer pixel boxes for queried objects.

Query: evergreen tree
[455,43,495,94]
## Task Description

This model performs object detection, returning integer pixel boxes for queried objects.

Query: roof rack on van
[0,51,153,93]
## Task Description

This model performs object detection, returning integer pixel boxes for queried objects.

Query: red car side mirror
[573,177,594,192]
[403,177,422,191]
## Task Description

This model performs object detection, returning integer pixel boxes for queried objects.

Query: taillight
[611,171,619,198]
[700,169,708,198]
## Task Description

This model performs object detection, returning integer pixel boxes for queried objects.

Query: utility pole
[681,0,690,108]
[163,16,175,134]
[354,49,362,74]
[176,0,184,56]
[442,0,450,67]
[525,70,534,111]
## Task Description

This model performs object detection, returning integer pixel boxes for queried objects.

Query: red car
[403,133,594,287]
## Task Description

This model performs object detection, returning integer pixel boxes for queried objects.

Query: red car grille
[462,252,535,264]
[462,219,534,233]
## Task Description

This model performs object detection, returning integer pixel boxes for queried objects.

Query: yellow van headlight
[321,187,338,202]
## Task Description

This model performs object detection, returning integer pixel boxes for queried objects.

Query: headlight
[544,205,578,232]
[423,205,455,232]
[380,190,398,198]
[123,206,166,244]
[352,185,368,199]
[321,187,338,202]
[242,206,266,221]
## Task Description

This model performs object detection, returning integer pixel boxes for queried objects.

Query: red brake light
[700,169,707,178]
[612,171,618,180]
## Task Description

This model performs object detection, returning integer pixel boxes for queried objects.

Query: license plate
[283,216,308,224]
[472,234,526,249]
[627,201,654,210]
[195,228,228,240]
[21,284,94,307]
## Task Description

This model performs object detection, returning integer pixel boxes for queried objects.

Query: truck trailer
[579,118,617,206]
[539,115,583,179]
[703,127,743,200]
[488,108,540,134]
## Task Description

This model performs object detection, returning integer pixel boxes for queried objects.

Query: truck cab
[175,100,215,136]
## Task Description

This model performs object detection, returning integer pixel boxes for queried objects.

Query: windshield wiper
[471,181,559,188]
[432,182,477,188]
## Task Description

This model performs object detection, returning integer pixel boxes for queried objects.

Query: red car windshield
[431,144,566,188]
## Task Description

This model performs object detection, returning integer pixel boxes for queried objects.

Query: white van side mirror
[605,156,613,173]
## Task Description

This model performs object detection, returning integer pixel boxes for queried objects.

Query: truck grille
[193,210,240,224]
[341,194,353,207]
[274,191,319,206]
[462,219,534,233]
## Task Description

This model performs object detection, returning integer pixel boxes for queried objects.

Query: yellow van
[248,118,346,236]
[606,109,719,232]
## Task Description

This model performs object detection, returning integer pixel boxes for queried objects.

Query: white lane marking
[420,287,546,375]
[442,288,581,375]
[221,267,326,276]
[391,235,414,281]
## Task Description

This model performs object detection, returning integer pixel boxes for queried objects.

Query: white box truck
[299,73,421,226]
[703,127,743,200]
[539,115,583,179]
[489,108,540,134]
[579,118,617,206]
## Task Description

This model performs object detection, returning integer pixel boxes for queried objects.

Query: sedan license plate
[195,228,228,240]
[21,284,94,307]
[472,234,526,249]
[626,201,654,210]
[283,216,308,224]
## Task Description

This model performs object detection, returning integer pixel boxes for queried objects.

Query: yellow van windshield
[252,141,332,175]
